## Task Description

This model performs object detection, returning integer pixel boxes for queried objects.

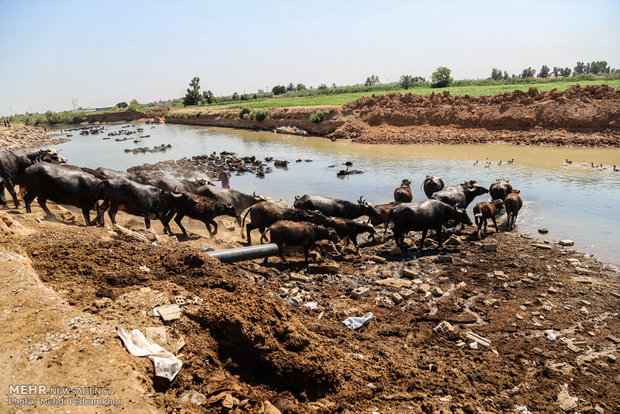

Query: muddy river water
[53,124,620,265]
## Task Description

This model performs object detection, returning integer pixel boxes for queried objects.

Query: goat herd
[0,148,524,265]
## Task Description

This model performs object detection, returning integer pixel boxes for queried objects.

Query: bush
[239,107,251,118]
[253,109,268,121]
[310,110,324,123]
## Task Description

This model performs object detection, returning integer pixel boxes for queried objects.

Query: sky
[0,0,619,116]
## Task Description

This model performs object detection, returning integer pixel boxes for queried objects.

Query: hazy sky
[1,0,619,115]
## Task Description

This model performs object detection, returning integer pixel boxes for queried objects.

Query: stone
[290,273,310,282]
[145,327,167,344]
[155,304,182,321]
[611,292,620,299]
[436,255,453,264]
[538,228,549,234]
[369,255,386,263]
[399,289,414,300]
[556,383,578,411]
[375,278,413,290]
[547,287,559,294]
[432,287,443,297]
[221,393,239,410]
[580,299,591,306]
[411,278,423,285]
[179,390,207,405]
[559,240,574,246]
[574,266,590,275]
[580,306,589,316]
[572,276,592,284]
[607,354,616,363]
[391,292,403,305]
[444,234,463,246]
[482,243,497,252]
[456,281,467,289]
[308,263,339,274]
[344,279,356,290]
[534,243,552,250]
[417,283,432,293]
[401,268,420,279]
[262,401,282,414]
[493,270,505,277]
[351,287,370,299]
[515,314,524,320]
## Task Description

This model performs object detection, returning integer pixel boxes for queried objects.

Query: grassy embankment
[178,79,620,111]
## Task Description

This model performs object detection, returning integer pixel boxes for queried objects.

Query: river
[52,124,620,265]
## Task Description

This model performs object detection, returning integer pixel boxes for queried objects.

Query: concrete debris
[351,287,370,299]
[375,278,413,289]
[155,304,182,321]
[556,383,578,411]
[533,243,552,250]
[433,321,455,334]
[465,332,491,347]
[400,268,420,279]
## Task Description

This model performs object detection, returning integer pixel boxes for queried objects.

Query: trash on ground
[465,331,491,347]
[139,265,150,272]
[117,326,182,381]
[343,312,373,330]
[546,329,557,341]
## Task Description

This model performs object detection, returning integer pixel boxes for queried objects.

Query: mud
[2,202,619,413]
[0,124,68,151]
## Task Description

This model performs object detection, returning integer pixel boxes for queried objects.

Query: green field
[179,79,620,111]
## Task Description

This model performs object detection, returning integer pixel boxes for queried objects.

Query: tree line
[491,60,616,80]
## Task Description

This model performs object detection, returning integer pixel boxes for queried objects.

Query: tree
[552,67,560,78]
[574,62,586,74]
[589,60,610,74]
[430,66,453,88]
[202,90,216,104]
[116,101,128,109]
[365,75,379,86]
[520,67,536,78]
[232,92,239,101]
[560,67,572,77]
[490,68,503,80]
[128,99,139,111]
[538,65,550,78]
[296,83,306,91]
[272,85,286,95]
[286,83,295,92]
[503,71,509,80]
[317,83,327,90]
[400,75,414,90]
[182,77,202,106]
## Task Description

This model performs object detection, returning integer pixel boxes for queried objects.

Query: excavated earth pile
[330,84,620,146]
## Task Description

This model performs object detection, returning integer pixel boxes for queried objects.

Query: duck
[613,165,618,172]
[498,160,503,165]
[507,158,514,165]
[473,160,478,166]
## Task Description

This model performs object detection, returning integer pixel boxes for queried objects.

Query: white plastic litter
[117,326,182,381]
[303,301,318,310]
[139,265,150,272]
[546,329,556,341]
[343,312,373,330]
[515,405,532,414]
[469,342,479,349]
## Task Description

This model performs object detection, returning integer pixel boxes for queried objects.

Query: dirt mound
[330,84,620,146]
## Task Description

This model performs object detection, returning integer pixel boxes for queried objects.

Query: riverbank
[0,124,68,151]
[1,199,618,413]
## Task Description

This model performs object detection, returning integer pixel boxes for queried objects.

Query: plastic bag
[343,312,373,330]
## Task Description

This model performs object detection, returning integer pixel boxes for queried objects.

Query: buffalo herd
[1,148,524,266]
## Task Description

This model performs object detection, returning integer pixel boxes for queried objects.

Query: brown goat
[473,199,503,238]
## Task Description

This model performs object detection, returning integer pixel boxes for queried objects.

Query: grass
[178,79,620,111]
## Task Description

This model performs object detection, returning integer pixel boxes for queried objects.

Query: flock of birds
[473,158,515,168]
[472,157,618,172]
[561,159,619,171]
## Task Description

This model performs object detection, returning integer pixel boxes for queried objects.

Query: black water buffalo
[260,220,340,266]
[504,190,523,230]
[100,177,197,234]
[430,181,489,209]
[385,199,472,252]
[241,201,328,244]
[193,184,266,216]
[0,148,67,207]
[394,179,413,202]
[128,171,211,194]
[16,163,104,225]
[489,179,513,201]
[293,194,379,221]
[95,167,127,179]
[423,175,445,198]
[169,193,238,237]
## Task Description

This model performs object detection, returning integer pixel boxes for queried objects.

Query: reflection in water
[53,124,620,265]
